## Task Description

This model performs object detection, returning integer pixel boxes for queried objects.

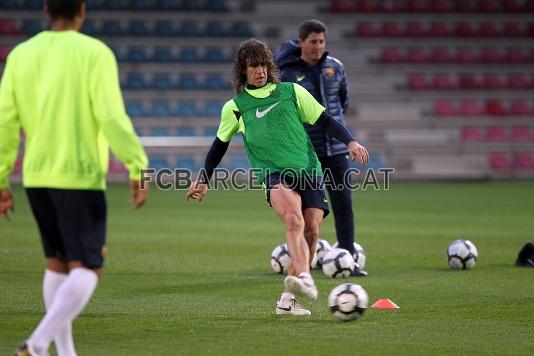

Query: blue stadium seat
[27,0,43,9]
[202,127,218,137]
[206,21,226,37]
[128,20,149,36]
[149,127,172,136]
[82,20,98,35]
[22,19,43,35]
[175,100,197,117]
[176,156,197,171]
[104,0,122,10]
[204,47,225,63]
[127,46,147,62]
[203,100,224,117]
[152,46,174,62]
[131,0,154,10]
[204,73,230,90]
[179,20,201,36]
[149,155,168,170]
[179,47,199,63]
[151,100,172,117]
[181,0,200,11]
[178,73,199,90]
[206,0,228,12]
[151,73,173,90]
[126,100,144,117]
[158,0,180,10]
[84,0,104,9]
[176,127,196,136]
[229,155,250,169]
[0,0,19,9]
[124,72,146,90]
[102,20,122,36]
[230,21,253,37]
[155,20,176,36]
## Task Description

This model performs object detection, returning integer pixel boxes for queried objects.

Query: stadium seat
[458,73,478,90]
[459,100,483,116]
[22,19,44,35]
[206,0,228,12]
[203,100,224,117]
[510,126,533,142]
[485,99,506,116]
[355,22,377,37]
[124,72,146,90]
[128,20,149,36]
[489,152,512,171]
[229,21,253,37]
[406,0,427,12]
[158,0,180,9]
[505,48,527,63]
[126,46,147,62]
[528,22,534,37]
[431,47,452,63]
[176,156,197,171]
[515,152,534,170]
[480,48,503,63]
[149,155,168,170]
[179,20,201,37]
[176,127,196,136]
[126,100,145,117]
[381,21,403,37]
[455,47,478,63]
[434,100,456,116]
[204,73,230,90]
[482,73,504,90]
[131,0,154,10]
[503,22,525,37]
[82,20,98,35]
[429,0,452,11]
[0,0,19,9]
[507,73,530,90]
[181,0,200,11]
[330,0,353,12]
[406,21,426,37]
[0,20,19,35]
[0,46,11,62]
[229,155,250,169]
[461,126,483,141]
[485,126,507,141]
[479,21,499,37]
[102,20,122,36]
[503,0,522,12]
[509,100,530,116]
[155,20,176,36]
[455,22,476,37]
[178,73,199,90]
[179,47,199,63]
[407,74,428,90]
[406,47,427,63]
[433,73,454,90]
[479,0,501,12]
[150,127,173,136]
[151,100,172,117]
[380,0,404,12]
[204,47,226,62]
[430,22,450,37]
[206,21,226,37]
[153,46,174,62]
[456,0,478,12]
[381,47,403,63]
[175,100,197,117]
[202,127,218,136]
[151,73,173,90]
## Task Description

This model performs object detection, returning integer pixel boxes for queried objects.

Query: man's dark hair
[298,19,327,40]
[232,38,280,93]
[46,0,83,21]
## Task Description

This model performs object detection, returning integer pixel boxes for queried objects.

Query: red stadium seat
[0,20,19,35]
[433,73,455,90]
[460,100,483,116]
[430,22,450,36]
[461,126,483,141]
[510,126,533,142]
[407,73,429,90]
[455,22,476,37]
[478,0,501,12]
[406,47,428,62]
[381,47,404,63]
[507,74,530,90]
[480,48,503,63]
[482,73,504,90]
[456,0,478,12]
[503,22,525,37]
[515,152,534,170]
[355,0,376,12]
[485,99,507,116]
[528,0,534,11]
[406,21,426,37]
[381,0,404,12]
[406,0,427,12]
[509,100,530,116]
[503,0,522,12]
[429,0,451,12]
[330,0,354,12]
[381,21,404,36]
[485,126,507,141]
[458,73,479,90]
[431,47,452,63]
[434,100,456,116]
[355,22,378,37]
[528,23,534,37]
[528,48,534,63]
[505,48,527,63]
[456,47,478,63]
[0,46,11,62]
[489,152,512,170]
[479,22,499,37]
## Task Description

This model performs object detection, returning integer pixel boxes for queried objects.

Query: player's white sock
[29,268,98,353]
[43,270,77,356]
[280,292,295,301]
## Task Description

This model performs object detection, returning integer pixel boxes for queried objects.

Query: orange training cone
[371,298,400,309]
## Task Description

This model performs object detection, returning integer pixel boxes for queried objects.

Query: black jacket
[275,39,349,157]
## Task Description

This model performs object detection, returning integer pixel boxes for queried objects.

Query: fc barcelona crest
[325,67,335,77]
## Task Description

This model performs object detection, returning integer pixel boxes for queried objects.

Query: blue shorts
[26,188,107,268]
[265,172,330,218]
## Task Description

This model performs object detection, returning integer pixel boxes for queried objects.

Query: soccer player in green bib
[186,38,368,316]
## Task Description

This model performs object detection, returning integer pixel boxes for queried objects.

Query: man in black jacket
[276,19,367,276]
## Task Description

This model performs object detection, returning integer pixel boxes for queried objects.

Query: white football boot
[283,275,318,302]
[276,298,311,316]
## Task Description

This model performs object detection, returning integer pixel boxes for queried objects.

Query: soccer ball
[270,243,291,274]
[332,242,366,269]
[310,239,332,269]
[322,248,355,278]
[328,283,369,321]
[447,239,478,269]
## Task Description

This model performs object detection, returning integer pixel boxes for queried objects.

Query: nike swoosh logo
[297,75,305,82]
[276,306,292,311]
[255,101,280,118]
[323,198,328,203]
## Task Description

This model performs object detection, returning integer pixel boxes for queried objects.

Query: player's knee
[283,212,304,233]
[304,224,320,244]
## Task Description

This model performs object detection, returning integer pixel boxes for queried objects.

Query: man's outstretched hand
[130,180,148,209]
[0,189,14,220]
[348,141,369,165]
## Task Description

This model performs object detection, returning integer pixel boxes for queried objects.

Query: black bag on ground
[516,242,534,267]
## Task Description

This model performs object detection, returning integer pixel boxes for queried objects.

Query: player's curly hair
[232,38,280,93]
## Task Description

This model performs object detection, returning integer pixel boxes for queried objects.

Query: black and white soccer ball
[311,239,332,269]
[322,248,355,278]
[270,243,291,274]
[447,239,478,269]
[332,242,366,269]
[328,283,369,321]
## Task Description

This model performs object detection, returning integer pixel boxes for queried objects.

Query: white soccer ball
[270,243,291,274]
[311,239,332,269]
[328,283,369,321]
[322,248,355,278]
[332,242,366,269]
[447,239,478,269]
